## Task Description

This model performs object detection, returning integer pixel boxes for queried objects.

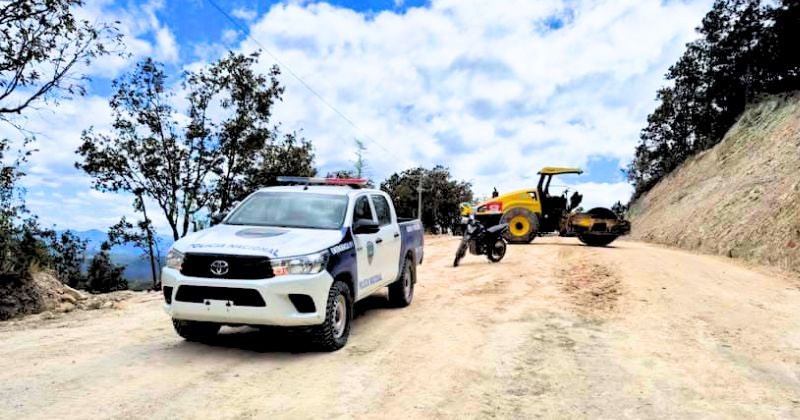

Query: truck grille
[180,253,274,279]
[175,286,266,307]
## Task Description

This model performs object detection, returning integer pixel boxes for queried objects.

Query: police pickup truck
[161,177,424,351]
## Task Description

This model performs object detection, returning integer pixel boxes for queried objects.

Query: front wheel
[453,241,468,267]
[487,239,507,262]
[389,257,415,307]
[309,280,352,351]
[172,319,221,342]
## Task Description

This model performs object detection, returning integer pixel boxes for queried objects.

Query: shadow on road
[516,241,618,249]
[175,294,397,354]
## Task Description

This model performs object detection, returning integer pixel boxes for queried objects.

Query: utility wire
[204,0,393,155]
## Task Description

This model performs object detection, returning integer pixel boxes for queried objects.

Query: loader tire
[502,208,538,244]
[578,234,618,247]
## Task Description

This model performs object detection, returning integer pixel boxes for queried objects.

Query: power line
[204,0,393,155]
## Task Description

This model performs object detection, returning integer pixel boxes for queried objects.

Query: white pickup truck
[161,177,424,351]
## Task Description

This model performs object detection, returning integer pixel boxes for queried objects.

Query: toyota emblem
[209,260,229,276]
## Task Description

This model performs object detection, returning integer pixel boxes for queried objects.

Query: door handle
[376,238,383,244]
[393,232,400,238]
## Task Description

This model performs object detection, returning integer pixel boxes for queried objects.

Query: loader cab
[536,167,583,232]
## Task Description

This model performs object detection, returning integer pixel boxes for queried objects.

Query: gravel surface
[1,236,799,419]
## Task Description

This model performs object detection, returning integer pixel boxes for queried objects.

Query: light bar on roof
[276,176,368,186]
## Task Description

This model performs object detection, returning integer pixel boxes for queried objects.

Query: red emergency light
[276,176,368,188]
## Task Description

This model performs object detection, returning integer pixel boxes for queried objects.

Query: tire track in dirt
[556,247,624,318]
[474,242,637,419]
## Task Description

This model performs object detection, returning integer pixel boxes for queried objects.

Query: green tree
[244,131,316,191]
[0,0,122,289]
[43,230,87,288]
[325,169,357,178]
[77,52,304,241]
[627,0,800,199]
[0,0,122,121]
[381,166,473,233]
[108,216,161,289]
[86,242,126,293]
[185,52,287,214]
[0,139,33,273]
[611,201,628,218]
[12,220,51,274]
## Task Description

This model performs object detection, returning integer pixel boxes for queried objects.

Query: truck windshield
[225,192,349,230]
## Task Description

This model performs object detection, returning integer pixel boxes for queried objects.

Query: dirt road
[2,237,799,419]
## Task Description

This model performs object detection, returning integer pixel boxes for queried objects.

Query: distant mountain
[65,229,175,254]
[61,229,175,290]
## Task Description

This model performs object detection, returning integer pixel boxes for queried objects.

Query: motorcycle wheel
[453,242,468,267]
[487,239,507,263]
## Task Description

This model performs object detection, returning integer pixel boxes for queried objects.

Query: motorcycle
[453,217,509,267]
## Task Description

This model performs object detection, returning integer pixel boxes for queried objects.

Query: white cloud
[7,0,714,233]
[72,0,180,78]
[222,29,240,43]
[230,0,711,203]
[154,26,180,63]
[231,7,258,21]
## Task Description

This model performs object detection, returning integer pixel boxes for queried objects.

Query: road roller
[462,167,631,246]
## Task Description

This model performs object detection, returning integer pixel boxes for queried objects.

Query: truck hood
[171,224,345,259]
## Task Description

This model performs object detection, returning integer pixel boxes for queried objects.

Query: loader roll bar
[537,167,583,175]
[536,167,582,195]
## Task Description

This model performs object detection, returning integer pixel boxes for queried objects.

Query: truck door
[352,195,382,300]
[370,194,402,284]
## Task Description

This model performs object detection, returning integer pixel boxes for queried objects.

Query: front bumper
[161,267,333,327]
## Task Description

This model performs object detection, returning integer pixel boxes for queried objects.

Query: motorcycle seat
[487,223,508,233]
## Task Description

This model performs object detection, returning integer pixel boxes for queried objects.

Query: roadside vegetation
[627,0,799,199]
[0,0,124,291]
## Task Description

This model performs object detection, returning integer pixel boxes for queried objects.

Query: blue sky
[3,0,713,233]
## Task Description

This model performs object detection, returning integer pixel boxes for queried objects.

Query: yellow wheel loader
[464,167,631,246]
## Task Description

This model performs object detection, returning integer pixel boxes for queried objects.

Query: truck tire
[310,280,352,351]
[172,319,221,342]
[501,208,538,244]
[389,257,415,307]
[578,234,618,247]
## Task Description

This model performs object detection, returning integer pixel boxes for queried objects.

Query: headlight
[166,249,184,270]
[271,251,329,276]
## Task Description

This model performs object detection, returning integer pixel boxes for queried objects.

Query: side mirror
[353,218,380,235]
[210,212,228,226]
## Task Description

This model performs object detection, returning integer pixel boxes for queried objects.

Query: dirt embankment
[629,93,800,273]
[0,270,134,320]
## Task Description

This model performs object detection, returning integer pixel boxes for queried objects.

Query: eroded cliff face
[629,93,800,273]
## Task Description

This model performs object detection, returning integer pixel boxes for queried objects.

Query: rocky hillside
[629,93,800,273]
[0,271,133,320]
